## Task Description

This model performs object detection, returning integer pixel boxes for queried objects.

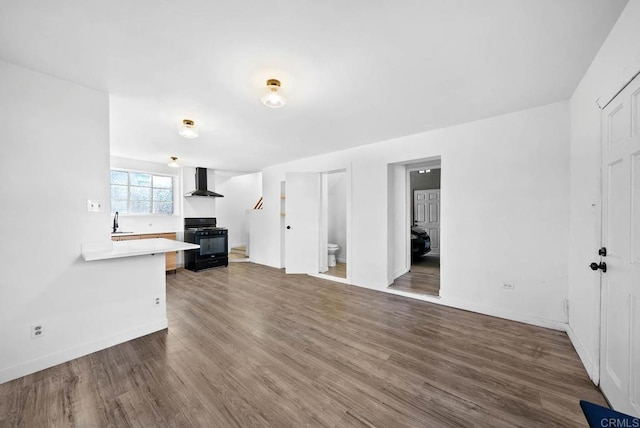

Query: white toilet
[327,243,340,267]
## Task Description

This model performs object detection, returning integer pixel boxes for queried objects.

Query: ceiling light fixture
[168,156,180,168]
[261,79,286,108]
[178,119,199,139]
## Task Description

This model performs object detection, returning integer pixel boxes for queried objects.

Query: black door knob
[286,225,291,230]
[589,262,607,273]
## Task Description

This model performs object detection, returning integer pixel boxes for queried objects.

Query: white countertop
[83,238,199,261]
[110,230,182,237]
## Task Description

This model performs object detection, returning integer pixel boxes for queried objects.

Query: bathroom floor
[325,262,346,278]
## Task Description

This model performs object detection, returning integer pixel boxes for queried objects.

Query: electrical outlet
[87,199,103,212]
[153,297,161,308]
[31,324,44,339]
[501,282,515,290]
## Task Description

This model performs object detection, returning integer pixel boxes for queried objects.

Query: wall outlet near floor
[501,282,515,290]
[87,199,103,212]
[31,323,44,339]
[153,297,161,308]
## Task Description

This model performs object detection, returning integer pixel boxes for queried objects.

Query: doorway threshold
[309,273,351,285]
[385,287,442,302]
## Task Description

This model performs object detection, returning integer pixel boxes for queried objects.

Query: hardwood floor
[229,246,249,260]
[390,254,440,296]
[0,263,604,427]
[325,261,346,278]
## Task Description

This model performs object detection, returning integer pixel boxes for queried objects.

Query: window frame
[110,168,179,216]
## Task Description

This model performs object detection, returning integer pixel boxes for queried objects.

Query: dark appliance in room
[184,168,224,197]
[184,218,229,271]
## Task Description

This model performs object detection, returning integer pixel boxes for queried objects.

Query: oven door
[197,234,228,258]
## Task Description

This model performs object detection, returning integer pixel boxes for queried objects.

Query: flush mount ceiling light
[260,79,286,109]
[178,119,199,139]
[168,156,179,168]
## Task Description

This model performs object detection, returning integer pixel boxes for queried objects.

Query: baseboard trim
[566,324,599,385]
[350,281,567,331]
[0,319,168,385]
[310,273,351,285]
[437,297,567,331]
[389,267,410,285]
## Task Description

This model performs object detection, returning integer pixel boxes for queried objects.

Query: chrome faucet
[112,211,119,233]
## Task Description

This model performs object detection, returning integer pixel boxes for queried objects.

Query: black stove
[184,218,228,271]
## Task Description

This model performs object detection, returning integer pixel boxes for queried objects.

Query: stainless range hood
[185,167,224,197]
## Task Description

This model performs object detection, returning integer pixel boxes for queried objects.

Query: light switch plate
[87,199,103,212]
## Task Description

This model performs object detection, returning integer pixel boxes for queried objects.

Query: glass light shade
[178,119,199,138]
[261,90,286,108]
[167,157,179,168]
[261,79,286,108]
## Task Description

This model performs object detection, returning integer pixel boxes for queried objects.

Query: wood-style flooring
[390,254,441,296]
[0,263,604,427]
[228,246,249,261]
[325,261,347,278]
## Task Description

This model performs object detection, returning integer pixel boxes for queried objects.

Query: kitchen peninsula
[82,238,199,262]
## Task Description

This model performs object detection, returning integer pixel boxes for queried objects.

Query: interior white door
[414,189,440,254]
[285,172,322,274]
[599,73,640,417]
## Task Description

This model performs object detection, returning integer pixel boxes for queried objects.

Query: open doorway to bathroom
[324,170,347,279]
[389,161,441,296]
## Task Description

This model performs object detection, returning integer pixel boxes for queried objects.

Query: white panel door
[600,74,640,417]
[414,189,440,254]
[285,172,322,274]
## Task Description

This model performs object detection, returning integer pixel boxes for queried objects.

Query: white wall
[389,163,410,280]
[567,0,640,382]
[0,60,167,384]
[327,172,347,262]
[253,101,571,328]
[215,171,262,248]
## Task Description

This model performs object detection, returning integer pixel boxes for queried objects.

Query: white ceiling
[0,0,629,172]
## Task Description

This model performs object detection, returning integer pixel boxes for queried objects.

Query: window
[110,170,174,215]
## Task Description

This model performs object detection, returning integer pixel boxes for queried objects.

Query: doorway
[389,159,441,296]
[282,169,351,284]
[324,170,348,279]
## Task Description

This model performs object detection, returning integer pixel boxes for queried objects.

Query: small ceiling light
[425,169,431,173]
[178,119,199,139]
[261,79,286,108]
[418,170,425,174]
[168,156,180,168]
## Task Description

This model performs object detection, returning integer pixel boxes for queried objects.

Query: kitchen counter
[110,230,182,237]
[82,238,199,262]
